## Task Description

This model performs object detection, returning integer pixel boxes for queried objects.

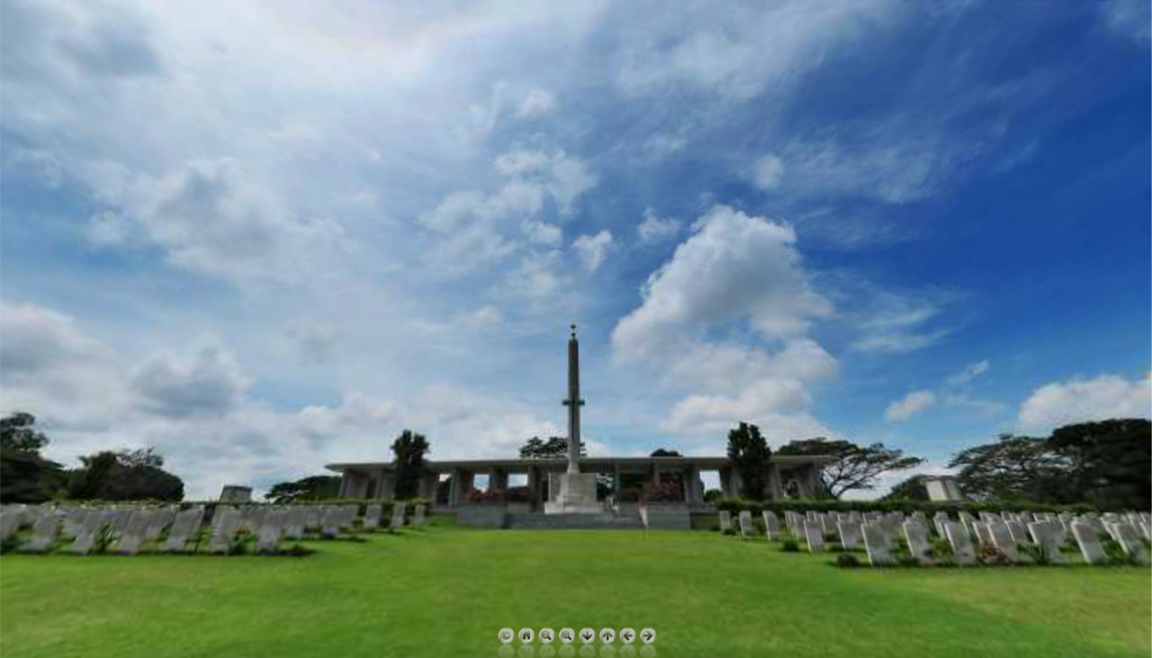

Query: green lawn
[1,525,1149,658]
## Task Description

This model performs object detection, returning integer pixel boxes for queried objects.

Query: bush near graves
[67,449,184,501]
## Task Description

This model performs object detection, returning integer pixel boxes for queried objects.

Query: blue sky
[2,0,1149,498]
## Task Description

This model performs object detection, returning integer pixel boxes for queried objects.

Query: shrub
[1019,543,1050,566]
[91,525,114,555]
[0,535,20,554]
[836,554,861,568]
[641,482,683,503]
[780,539,801,553]
[930,537,954,562]
[228,531,251,556]
[722,527,736,536]
[1100,539,1138,565]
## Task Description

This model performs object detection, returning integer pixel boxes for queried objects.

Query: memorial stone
[718,510,732,533]
[838,521,862,551]
[116,511,152,555]
[391,501,407,529]
[944,522,978,565]
[988,523,1019,563]
[21,514,60,553]
[803,521,824,554]
[1114,523,1150,564]
[762,511,781,540]
[1071,522,1108,565]
[413,504,427,526]
[902,523,934,565]
[364,504,383,529]
[1027,521,1068,564]
[209,508,241,554]
[738,510,753,538]
[163,507,204,553]
[70,512,109,555]
[862,523,895,566]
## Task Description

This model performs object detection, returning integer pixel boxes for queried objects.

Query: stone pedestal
[544,472,601,515]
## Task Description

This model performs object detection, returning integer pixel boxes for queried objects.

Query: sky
[2,0,1150,499]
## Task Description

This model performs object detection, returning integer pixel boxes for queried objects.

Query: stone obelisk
[545,324,601,514]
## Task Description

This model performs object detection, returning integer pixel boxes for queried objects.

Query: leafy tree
[948,434,1071,502]
[519,436,585,459]
[726,423,772,501]
[778,438,925,499]
[882,474,930,501]
[0,448,66,503]
[68,449,184,501]
[650,448,682,457]
[264,475,341,503]
[1049,419,1150,510]
[1,412,49,454]
[392,430,429,500]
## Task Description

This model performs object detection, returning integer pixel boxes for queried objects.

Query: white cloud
[1018,374,1152,431]
[750,154,785,190]
[946,360,990,387]
[636,208,680,244]
[886,390,935,421]
[516,88,557,118]
[573,230,614,272]
[1099,1,1151,44]
[851,290,949,354]
[129,342,248,418]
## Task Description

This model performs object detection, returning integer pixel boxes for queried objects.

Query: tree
[726,423,772,500]
[0,412,65,503]
[778,438,925,499]
[392,430,429,500]
[265,475,341,503]
[519,436,585,460]
[882,474,931,501]
[1048,419,1151,510]
[1,412,50,454]
[948,434,1071,502]
[67,449,184,501]
[650,449,682,457]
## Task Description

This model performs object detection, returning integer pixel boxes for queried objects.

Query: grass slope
[1,526,1149,658]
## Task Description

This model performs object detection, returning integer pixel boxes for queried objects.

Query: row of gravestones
[718,509,1151,567]
[0,501,428,556]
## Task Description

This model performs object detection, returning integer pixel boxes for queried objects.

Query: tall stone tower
[544,324,601,514]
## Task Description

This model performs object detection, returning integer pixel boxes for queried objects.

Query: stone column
[379,471,396,500]
[489,468,509,494]
[650,463,662,487]
[767,463,783,500]
[527,467,541,510]
[719,467,733,498]
[337,473,350,497]
[683,465,703,505]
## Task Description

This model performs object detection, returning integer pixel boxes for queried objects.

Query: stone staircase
[506,511,644,530]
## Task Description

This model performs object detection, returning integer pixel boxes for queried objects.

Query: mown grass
[1,525,1148,658]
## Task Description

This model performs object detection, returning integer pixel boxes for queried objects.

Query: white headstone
[69,511,109,555]
[145,507,178,541]
[838,521,862,551]
[1027,521,1068,564]
[320,506,341,538]
[390,501,407,529]
[364,504,383,529]
[1113,523,1150,564]
[718,511,732,533]
[987,523,1019,563]
[0,510,21,542]
[62,508,90,540]
[163,507,204,553]
[209,507,241,554]
[803,521,824,554]
[116,510,152,556]
[862,523,895,566]
[762,511,781,540]
[255,511,285,554]
[902,523,934,565]
[284,507,306,540]
[413,504,427,526]
[944,522,978,565]
[1006,520,1032,545]
[1071,522,1108,565]
[738,511,753,538]
[21,514,60,553]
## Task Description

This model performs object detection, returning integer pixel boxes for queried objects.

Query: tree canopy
[391,430,429,500]
[67,449,184,501]
[726,423,772,501]
[881,474,931,501]
[265,475,341,503]
[650,448,683,457]
[778,438,924,499]
[519,436,584,459]
[0,412,65,503]
[1,412,50,454]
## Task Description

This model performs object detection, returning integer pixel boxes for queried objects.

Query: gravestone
[819,514,837,538]
[413,504,427,526]
[944,522,977,565]
[762,511,781,540]
[738,511,753,538]
[163,507,204,553]
[1027,521,1067,564]
[987,523,1019,563]
[862,523,895,566]
[1140,522,1152,541]
[70,512,109,555]
[933,514,949,539]
[971,522,994,548]
[209,507,241,554]
[902,523,934,565]
[803,521,824,554]
[21,514,60,553]
[1006,520,1032,545]
[62,508,89,539]
[341,505,358,529]
[806,511,819,523]
[718,511,732,533]
[0,510,21,542]
[1113,523,1151,564]
[838,521,862,551]
[1071,522,1108,565]
[117,510,153,555]
[255,511,285,554]
[145,507,178,541]
[364,504,383,529]
[284,507,306,540]
[321,506,342,538]
[104,509,130,539]
[304,506,323,529]
[390,502,407,529]
[784,511,802,537]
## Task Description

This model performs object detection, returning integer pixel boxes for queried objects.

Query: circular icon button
[559,628,576,645]
[519,628,535,644]
[639,628,656,645]
[500,628,516,644]
[579,628,596,644]
[539,628,555,644]
[599,628,616,644]
[619,628,636,644]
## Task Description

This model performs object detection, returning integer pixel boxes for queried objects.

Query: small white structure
[922,476,964,502]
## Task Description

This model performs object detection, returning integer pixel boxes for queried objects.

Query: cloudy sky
[2,0,1150,499]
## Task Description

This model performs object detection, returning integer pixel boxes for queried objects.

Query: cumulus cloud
[613,205,837,440]
[636,208,680,244]
[573,230,614,272]
[129,343,248,418]
[1018,374,1152,431]
[885,390,935,421]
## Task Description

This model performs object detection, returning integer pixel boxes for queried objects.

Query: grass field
[1,524,1149,658]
